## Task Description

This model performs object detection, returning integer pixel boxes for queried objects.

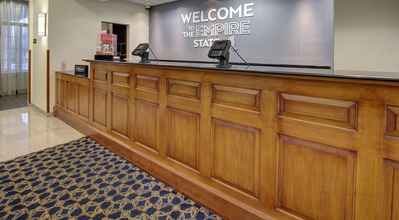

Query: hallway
[0,95,27,111]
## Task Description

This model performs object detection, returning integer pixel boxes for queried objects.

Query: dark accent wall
[149,0,334,67]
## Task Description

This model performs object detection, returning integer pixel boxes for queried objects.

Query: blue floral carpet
[0,137,222,220]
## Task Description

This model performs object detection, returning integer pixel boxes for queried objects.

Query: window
[0,0,29,74]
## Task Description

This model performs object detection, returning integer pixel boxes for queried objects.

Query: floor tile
[0,107,84,162]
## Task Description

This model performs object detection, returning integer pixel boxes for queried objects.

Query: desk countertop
[83,59,399,82]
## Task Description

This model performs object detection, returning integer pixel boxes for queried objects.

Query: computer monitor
[208,40,232,68]
[132,43,150,63]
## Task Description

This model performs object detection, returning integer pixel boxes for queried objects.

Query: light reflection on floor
[0,107,84,162]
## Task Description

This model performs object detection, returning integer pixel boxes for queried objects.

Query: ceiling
[127,0,178,6]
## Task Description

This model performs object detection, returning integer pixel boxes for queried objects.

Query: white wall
[334,0,399,72]
[46,0,149,112]
[30,0,49,111]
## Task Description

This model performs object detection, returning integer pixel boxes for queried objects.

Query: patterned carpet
[0,137,222,220]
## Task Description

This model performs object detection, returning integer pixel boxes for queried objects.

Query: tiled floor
[0,107,84,162]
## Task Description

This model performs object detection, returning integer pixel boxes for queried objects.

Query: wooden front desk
[55,62,399,220]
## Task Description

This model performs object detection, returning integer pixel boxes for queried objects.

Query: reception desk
[55,60,399,220]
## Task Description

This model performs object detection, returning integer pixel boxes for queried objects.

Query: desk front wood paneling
[56,73,90,122]
[55,64,399,220]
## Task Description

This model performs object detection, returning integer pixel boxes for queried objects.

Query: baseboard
[54,107,292,220]
[30,104,52,117]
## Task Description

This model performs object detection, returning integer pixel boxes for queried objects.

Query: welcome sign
[150,0,333,67]
[180,3,255,48]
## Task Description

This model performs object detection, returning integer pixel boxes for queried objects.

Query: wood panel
[111,94,129,137]
[386,106,399,137]
[278,116,356,151]
[134,99,159,152]
[213,85,260,112]
[277,136,356,220]
[168,79,201,100]
[136,75,159,93]
[56,62,399,220]
[66,81,77,113]
[94,69,107,82]
[279,93,358,129]
[62,80,69,109]
[212,104,263,129]
[211,119,260,198]
[109,70,130,138]
[382,160,399,220]
[167,108,200,170]
[56,78,61,106]
[167,95,201,114]
[93,88,108,127]
[112,72,130,87]
[55,73,90,120]
[77,83,89,119]
[384,106,399,161]
[62,79,68,108]
[57,78,65,107]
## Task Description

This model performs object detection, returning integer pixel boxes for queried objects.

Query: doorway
[101,22,128,60]
[0,0,29,111]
